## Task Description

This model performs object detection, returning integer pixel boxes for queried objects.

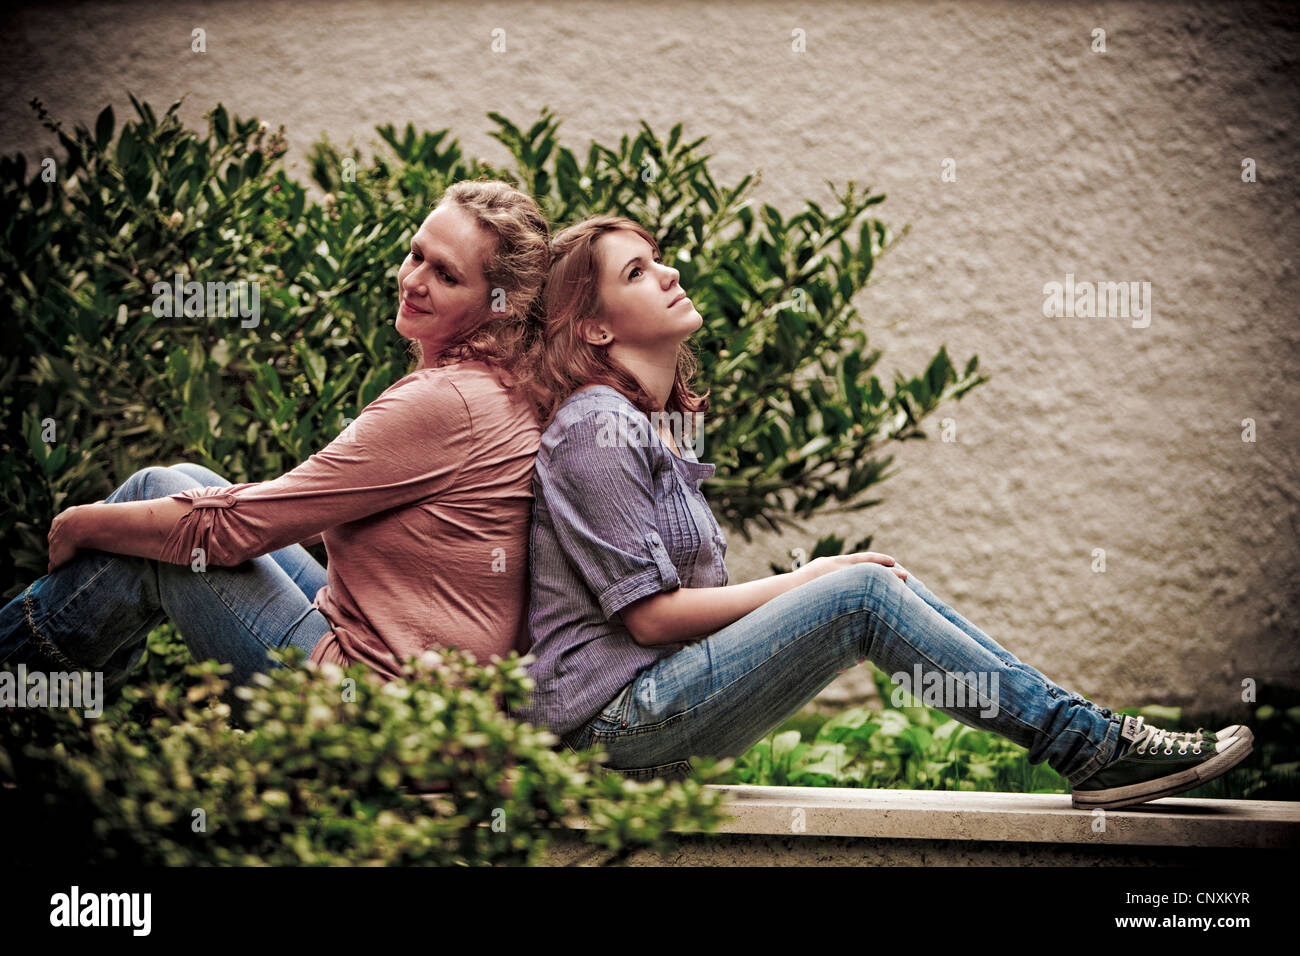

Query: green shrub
[724,663,1068,792]
[1,97,985,597]
[0,626,730,865]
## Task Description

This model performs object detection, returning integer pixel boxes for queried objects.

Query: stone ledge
[571,785,1300,850]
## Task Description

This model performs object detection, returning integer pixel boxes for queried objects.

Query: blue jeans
[560,562,1125,787]
[0,464,332,700]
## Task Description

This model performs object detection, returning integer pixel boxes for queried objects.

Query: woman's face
[396,202,497,359]
[585,229,702,353]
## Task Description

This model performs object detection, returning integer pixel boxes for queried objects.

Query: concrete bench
[541,785,1300,865]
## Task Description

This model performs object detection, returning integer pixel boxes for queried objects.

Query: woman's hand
[796,551,908,585]
[47,505,88,574]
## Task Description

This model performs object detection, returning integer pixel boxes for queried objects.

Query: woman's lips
[669,294,690,308]
[401,300,430,315]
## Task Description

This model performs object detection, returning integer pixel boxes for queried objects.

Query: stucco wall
[2,0,1296,717]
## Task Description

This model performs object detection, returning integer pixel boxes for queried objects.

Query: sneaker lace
[1128,717,1203,755]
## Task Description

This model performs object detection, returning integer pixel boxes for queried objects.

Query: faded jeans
[560,563,1125,787]
[0,464,331,700]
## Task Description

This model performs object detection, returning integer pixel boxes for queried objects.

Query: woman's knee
[167,462,229,486]
[832,560,900,597]
[120,465,196,502]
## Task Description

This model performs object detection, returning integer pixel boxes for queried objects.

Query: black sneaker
[1071,715,1254,810]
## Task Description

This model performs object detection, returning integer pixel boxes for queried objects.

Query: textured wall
[2,0,1296,717]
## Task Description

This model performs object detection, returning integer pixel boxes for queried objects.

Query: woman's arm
[49,371,472,571]
[51,499,324,573]
[146,374,473,567]
[67,499,193,563]
[620,552,906,647]
[620,572,808,646]
[45,499,193,573]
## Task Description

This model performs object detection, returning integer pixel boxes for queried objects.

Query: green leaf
[771,730,802,765]
[95,105,115,151]
[211,104,229,145]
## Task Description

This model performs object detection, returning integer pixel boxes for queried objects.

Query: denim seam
[610,758,693,780]
[22,571,106,671]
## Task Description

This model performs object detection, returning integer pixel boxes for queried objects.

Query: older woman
[514,213,1252,810]
[0,179,551,700]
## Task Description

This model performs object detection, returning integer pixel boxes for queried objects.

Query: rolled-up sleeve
[540,409,679,620]
[158,371,473,566]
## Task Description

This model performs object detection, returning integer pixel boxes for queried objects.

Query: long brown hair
[408,178,551,417]
[538,215,708,428]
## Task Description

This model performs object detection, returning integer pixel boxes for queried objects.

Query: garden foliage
[0,95,992,862]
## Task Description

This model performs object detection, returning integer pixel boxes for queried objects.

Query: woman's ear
[576,317,612,347]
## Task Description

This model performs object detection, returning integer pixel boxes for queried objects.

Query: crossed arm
[49,499,190,572]
[47,499,324,573]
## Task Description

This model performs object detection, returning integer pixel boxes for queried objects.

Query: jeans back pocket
[595,680,634,727]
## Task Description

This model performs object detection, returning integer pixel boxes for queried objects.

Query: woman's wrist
[787,562,817,590]
[66,503,99,551]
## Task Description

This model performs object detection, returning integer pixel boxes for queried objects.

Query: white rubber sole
[1070,735,1254,810]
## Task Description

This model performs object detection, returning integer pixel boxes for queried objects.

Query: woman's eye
[409,250,455,284]
[629,257,662,280]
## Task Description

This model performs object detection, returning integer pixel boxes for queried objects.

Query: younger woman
[1,179,551,701]
[515,214,1252,809]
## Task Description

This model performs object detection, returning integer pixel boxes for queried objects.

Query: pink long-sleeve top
[157,360,542,679]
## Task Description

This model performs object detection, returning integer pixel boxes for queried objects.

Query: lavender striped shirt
[513,385,728,736]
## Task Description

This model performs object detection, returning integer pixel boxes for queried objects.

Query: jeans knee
[125,465,190,502]
[167,462,228,486]
[842,560,898,603]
